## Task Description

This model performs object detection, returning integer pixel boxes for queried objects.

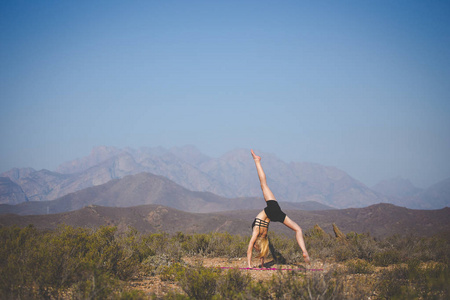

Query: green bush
[1,224,449,299]
[0,225,41,298]
[377,260,450,299]
[179,266,221,300]
[373,249,402,267]
[332,232,380,262]
[412,236,450,264]
[0,225,152,299]
[160,266,253,299]
[159,263,187,282]
[333,242,358,262]
[216,268,252,299]
[247,280,271,300]
[346,232,379,261]
[144,232,171,255]
[117,289,148,300]
[268,233,303,263]
[269,270,305,299]
[304,228,336,260]
[161,291,189,299]
[176,232,248,258]
[345,258,374,274]
[268,268,343,300]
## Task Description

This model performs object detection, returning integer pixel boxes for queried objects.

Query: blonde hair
[256,236,269,258]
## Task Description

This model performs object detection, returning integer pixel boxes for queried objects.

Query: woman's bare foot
[251,149,261,161]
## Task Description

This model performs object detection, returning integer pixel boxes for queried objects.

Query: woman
[247,149,310,268]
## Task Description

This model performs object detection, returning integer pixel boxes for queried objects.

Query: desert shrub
[189,233,212,255]
[207,232,248,258]
[159,263,187,282]
[345,258,374,274]
[38,226,96,296]
[141,232,184,271]
[302,271,344,300]
[178,266,222,300]
[83,226,133,280]
[346,232,379,261]
[376,234,414,266]
[144,232,171,254]
[117,289,148,300]
[411,236,450,264]
[373,249,402,267]
[0,225,152,299]
[377,260,450,299]
[333,242,358,262]
[247,280,272,300]
[70,270,119,300]
[165,267,349,300]
[176,233,211,256]
[375,234,450,266]
[0,225,41,298]
[116,227,156,275]
[3,225,449,299]
[60,225,150,280]
[268,233,304,263]
[161,291,189,299]
[216,268,252,299]
[161,266,252,299]
[333,232,379,262]
[269,268,344,300]
[175,232,248,258]
[269,270,305,299]
[142,253,184,276]
[304,229,336,260]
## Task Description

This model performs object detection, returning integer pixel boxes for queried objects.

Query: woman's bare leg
[283,216,310,263]
[251,149,276,201]
[252,149,310,263]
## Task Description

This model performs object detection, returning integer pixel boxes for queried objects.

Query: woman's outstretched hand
[251,149,261,161]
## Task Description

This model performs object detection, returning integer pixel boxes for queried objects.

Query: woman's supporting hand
[303,252,310,264]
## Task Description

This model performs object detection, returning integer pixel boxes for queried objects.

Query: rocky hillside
[219,203,450,238]
[1,202,448,239]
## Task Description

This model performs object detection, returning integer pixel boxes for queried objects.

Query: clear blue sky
[1,0,449,188]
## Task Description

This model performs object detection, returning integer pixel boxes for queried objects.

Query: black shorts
[264,200,286,223]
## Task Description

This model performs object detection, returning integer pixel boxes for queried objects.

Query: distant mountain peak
[0,177,28,204]
[56,146,124,174]
[169,145,211,167]
[372,177,422,198]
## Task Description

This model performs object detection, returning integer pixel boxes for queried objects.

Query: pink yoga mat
[218,267,323,271]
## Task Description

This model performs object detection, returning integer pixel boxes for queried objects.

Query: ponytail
[256,236,269,258]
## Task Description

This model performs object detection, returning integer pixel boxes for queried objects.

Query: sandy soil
[128,256,329,298]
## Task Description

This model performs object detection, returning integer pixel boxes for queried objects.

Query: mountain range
[1,164,448,240]
[1,146,449,209]
[372,177,450,209]
[0,172,334,215]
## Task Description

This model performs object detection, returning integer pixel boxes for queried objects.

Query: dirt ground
[128,256,329,298]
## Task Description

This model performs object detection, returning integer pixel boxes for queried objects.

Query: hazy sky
[1,1,449,188]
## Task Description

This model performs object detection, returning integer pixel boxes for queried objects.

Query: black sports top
[252,218,269,237]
